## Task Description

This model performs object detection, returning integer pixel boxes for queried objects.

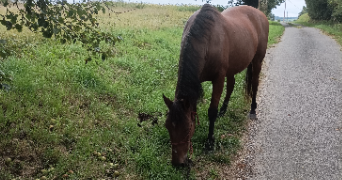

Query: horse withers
[163,4,269,165]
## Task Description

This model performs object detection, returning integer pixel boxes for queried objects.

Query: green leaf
[77,9,85,17]
[6,13,18,24]
[25,13,32,20]
[74,25,81,32]
[5,21,12,30]
[3,1,9,7]
[31,23,39,31]
[15,24,23,32]
[38,17,48,27]
[58,17,64,24]
[68,10,74,17]
[0,20,6,26]
[12,15,18,24]
[42,27,53,38]
[53,27,61,35]
[25,0,33,15]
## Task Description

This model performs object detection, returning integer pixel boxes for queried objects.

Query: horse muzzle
[171,154,188,166]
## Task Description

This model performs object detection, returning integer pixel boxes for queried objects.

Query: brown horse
[163,4,269,165]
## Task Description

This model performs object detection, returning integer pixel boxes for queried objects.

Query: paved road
[240,24,342,179]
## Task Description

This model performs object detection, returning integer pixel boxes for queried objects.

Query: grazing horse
[163,4,269,165]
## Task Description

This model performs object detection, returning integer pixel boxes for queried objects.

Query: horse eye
[172,122,176,127]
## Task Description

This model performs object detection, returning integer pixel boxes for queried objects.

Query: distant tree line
[304,0,342,21]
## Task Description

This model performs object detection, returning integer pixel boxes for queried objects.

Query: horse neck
[174,86,199,112]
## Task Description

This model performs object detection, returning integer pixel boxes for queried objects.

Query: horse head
[163,95,197,166]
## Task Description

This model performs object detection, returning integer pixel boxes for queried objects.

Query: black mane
[176,4,218,107]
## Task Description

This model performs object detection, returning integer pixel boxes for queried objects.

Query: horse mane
[168,100,187,125]
[175,4,219,108]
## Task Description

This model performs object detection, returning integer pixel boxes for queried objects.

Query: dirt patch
[137,112,162,127]
[0,139,43,178]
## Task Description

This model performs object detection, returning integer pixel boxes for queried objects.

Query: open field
[295,13,342,46]
[0,2,284,179]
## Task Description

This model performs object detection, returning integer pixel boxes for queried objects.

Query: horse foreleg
[206,76,225,150]
[218,76,235,117]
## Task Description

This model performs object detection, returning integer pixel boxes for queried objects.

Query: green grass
[268,21,285,46]
[295,13,342,45]
[0,4,284,179]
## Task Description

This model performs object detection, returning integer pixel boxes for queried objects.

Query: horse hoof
[204,139,215,152]
[249,113,257,120]
[204,146,214,154]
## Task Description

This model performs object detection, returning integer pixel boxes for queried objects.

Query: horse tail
[245,63,253,100]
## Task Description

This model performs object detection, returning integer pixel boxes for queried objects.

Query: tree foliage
[298,6,308,18]
[268,13,275,21]
[0,0,122,60]
[304,0,342,21]
[329,0,342,21]
[260,0,285,16]
[233,0,284,16]
[305,0,333,20]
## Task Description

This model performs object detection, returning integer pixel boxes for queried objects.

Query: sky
[272,0,306,17]
[123,0,307,17]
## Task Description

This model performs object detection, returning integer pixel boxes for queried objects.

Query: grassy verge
[268,21,285,47]
[0,4,284,179]
[295,13,342,46]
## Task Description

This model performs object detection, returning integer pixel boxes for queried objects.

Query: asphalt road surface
[239,23,342,179]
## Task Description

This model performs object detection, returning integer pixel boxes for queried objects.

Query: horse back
[210,6,269,76]
[221,6,269,54]
[178,5,269,83]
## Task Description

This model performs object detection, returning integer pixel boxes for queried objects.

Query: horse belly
[226,45,256,75]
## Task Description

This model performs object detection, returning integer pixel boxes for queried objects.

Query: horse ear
[163,94,173,109]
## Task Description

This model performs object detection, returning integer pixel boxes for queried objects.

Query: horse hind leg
[249,54,264,118]
[218,75,235,117]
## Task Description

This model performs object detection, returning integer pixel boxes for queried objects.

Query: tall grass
[0,3,284,179]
